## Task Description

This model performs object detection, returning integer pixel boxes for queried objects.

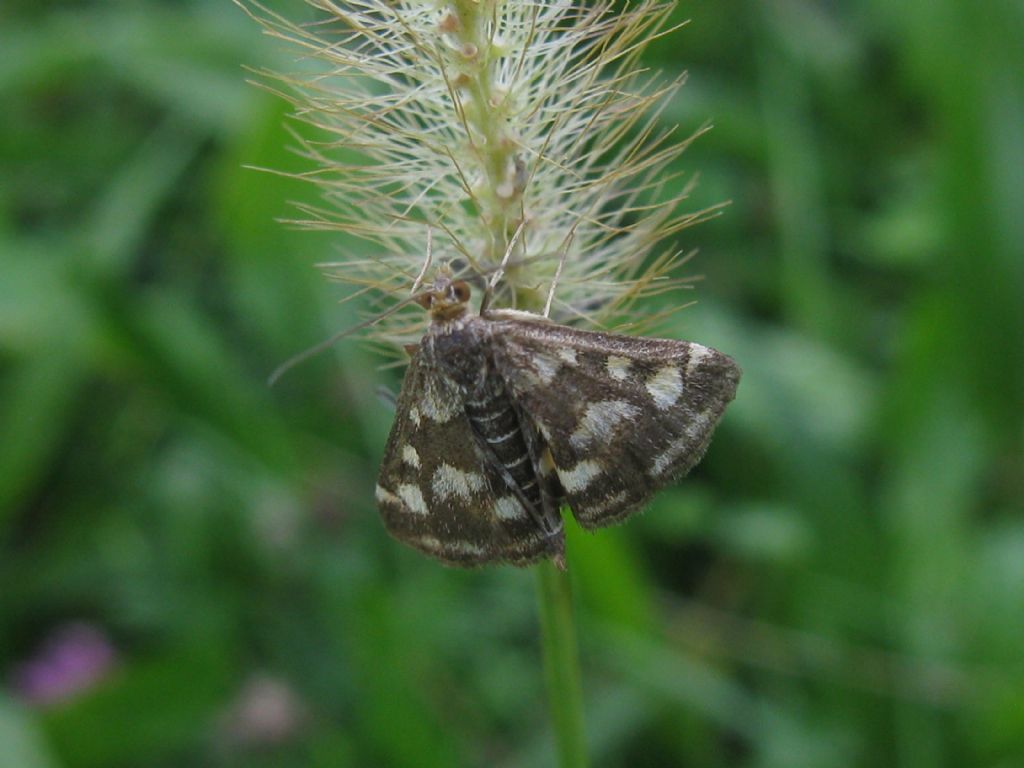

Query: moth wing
[376,349,560,566]
[488,315,741,528]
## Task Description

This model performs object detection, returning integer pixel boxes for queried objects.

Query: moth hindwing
[375,277,741,568]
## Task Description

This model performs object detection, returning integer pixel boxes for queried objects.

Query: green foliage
[1,1,1022,766]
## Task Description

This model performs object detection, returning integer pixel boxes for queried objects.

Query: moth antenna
[544,225,577,318]
[410,227,433,296]
[481,219,527,313]
[268,294,423,386]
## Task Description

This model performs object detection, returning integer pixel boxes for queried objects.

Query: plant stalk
[535,560,588,768]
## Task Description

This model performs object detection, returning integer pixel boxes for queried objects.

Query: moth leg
[519,415,565,531]
[520,418,568,570]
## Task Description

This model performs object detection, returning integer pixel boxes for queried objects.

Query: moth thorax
[429,314,486,380]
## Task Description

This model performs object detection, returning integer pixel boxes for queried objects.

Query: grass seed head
[240,0,715,348]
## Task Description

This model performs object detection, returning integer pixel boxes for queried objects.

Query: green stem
[535,560,588,768]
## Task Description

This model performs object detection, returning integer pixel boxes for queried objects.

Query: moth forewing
[488,315,741,529]
[375,324,565,567]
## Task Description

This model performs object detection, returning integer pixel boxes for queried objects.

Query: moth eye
[452,281,471,303]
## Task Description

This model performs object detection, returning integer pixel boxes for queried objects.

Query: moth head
[415,276,472,321]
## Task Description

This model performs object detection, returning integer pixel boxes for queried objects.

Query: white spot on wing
[686,345,711,377]
[569,400,641,450]
[558,348,578,365]
[397,483,429,515]
[402,445,420,468]
[409,407,421,427]
[520,367,543,386]
[646,365,684,410]
[494,496,526,521]
[413,535,486,558]
[559,460,602,493]
[532,352,561,384]
[375,484,398,505]
[650,410,713,476]
[420,376,459,423]
[606,356,631,381]
[432,463,486,502]
[586,490,628,517]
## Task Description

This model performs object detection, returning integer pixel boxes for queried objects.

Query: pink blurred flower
[11,622,117,707]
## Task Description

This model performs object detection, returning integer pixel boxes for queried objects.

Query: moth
[376,275,741,567]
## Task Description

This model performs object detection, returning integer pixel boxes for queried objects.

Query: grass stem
[535,560,588,768]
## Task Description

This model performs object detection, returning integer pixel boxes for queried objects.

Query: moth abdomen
[465,385,543,511]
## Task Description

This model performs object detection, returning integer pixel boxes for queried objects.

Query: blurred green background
[2,1,1022,766]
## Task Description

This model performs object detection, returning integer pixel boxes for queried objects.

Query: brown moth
[375,276,741,567]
